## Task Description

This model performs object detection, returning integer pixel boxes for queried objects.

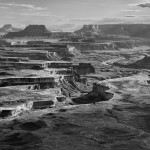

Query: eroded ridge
[1,32,150,150]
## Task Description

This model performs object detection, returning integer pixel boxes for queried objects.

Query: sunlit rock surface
[0,37,150,150]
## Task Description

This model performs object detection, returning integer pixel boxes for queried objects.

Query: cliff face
[5,25,51,38]
[75,24,150,38]
[24,25,49,32]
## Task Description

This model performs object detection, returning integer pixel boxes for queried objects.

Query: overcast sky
[0,0,150,27]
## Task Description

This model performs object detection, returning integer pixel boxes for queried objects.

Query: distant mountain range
[75,24,150,38]
[0,24,21,36]
[3,24,150,38]
[5,25,51,37]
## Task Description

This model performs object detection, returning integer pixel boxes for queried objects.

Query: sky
[0,0,150,28]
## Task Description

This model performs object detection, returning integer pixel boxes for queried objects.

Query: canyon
[0,24,150,150]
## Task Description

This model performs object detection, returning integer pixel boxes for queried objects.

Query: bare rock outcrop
[72,83,113,104]
[75,24,150,38]
[5,25,51,38]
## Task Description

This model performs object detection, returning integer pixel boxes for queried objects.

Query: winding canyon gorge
[0,24,150,150]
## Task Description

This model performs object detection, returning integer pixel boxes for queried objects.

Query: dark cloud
[124,15,136,18]
[137,3,150,8]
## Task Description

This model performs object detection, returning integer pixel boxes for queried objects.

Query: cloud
[0,2,47,11]
[20,12,51,17]
[137,3,150,8]
[124,15,137,17]
[121,9,141,12]
[6,16,16,19]
[124,15,150,18]
[129,1,150,8]
[0,6,8,9]
[102,17,123,21]
[19,12,66,20]
[71,17,101,22]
